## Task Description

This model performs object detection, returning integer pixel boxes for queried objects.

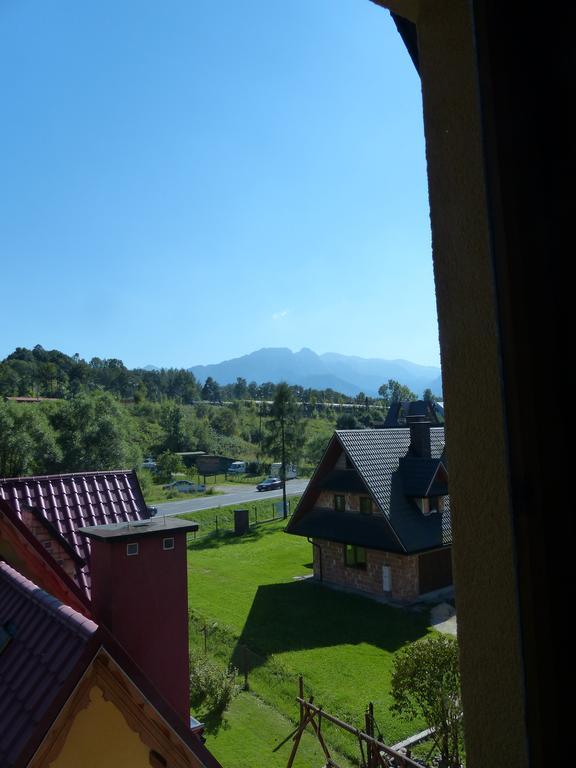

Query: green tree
[423,388,438,403]
[264,382,305,518]
[210,407,237,437]
[0,401,62,477]
[201,377,221,403]
[336,413,360,430]
[233,377,248,400]
[305,433,331,466]
[54,391,141,471]
[160,402,186,453]
[156,451,186,483]
[378,379,418,405]
[390,634,463,768]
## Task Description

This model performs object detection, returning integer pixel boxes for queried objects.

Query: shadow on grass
[193,706,232,737]
[187,521,286,551]
[231,579,429,672]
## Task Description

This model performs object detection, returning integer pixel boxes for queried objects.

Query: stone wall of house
[313,537,420,602]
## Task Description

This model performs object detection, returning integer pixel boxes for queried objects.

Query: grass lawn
[185,517,434,764]
[179,496,300,538]
[143,484,223,505]
[198,692,354,768]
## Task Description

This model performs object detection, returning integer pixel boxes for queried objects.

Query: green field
[185,515,433,766]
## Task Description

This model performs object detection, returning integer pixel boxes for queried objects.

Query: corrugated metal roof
[0,471,149,598]
[0,561,97,768]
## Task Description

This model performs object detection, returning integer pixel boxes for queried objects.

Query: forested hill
[0,346,436,481]
[0,345,431,405]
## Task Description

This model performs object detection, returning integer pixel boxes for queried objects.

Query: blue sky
[0,0,438,369]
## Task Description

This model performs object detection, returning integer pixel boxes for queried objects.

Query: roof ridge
[0,561,98,639]
[0,469,136,484]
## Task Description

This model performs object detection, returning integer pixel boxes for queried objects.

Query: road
[153,478,309,517]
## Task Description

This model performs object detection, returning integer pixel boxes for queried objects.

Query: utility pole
[281,417,288,519]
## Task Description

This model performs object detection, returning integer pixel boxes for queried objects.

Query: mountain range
[185,348,442,398]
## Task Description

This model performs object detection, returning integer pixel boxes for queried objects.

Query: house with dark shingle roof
[286,419,452,602]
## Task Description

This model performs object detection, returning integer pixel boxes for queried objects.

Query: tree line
[0,346,439,480]
[0,345,438,407]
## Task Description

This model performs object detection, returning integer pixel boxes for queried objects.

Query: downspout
[308,538,323,582]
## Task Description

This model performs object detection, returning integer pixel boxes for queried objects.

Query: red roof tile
[0,561,97,768]
[0,471,149,598]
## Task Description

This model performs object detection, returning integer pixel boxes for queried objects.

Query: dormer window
[416,496,445,515]
[430,496,445,514]
[415,497,430,515]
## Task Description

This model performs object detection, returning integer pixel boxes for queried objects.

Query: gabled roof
[0,561,97,768]
[0,500,90,616]
[383,400,444,428]
[287,428,451,554]
[286,508,401,552]
[0,471,149,598]
[0,563,222,768]
[399,456,448,497]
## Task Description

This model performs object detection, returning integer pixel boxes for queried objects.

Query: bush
[246,460,263,475]
[189,654,240,714]
[391,634,463,768]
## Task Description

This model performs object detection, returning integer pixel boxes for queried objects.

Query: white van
[270,462,297,479]
[227,461,247,475]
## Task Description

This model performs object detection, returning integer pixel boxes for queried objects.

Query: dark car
[256,476,282,491]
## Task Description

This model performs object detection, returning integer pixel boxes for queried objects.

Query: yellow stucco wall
[49,685,150,768]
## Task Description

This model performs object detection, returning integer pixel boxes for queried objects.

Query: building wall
[316,490,373,514]
[89,531,190,722]
[48,685,150,768]
[313,537,420,602]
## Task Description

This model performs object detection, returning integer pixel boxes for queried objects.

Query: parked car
[163,480,206,493]
[256,477,283,492]
[142,457,157,471]
[146,505,158,517]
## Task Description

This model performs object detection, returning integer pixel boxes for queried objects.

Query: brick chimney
[79,517,198,723]
[407,416,432,458]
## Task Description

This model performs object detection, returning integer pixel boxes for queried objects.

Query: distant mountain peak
[188,348,442,397]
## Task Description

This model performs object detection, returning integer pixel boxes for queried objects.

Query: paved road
[153,479,309,517]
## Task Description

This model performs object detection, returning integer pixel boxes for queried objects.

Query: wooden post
[365,709,373,768]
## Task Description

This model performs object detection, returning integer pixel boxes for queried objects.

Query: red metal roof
[0,471,149,598]
[0,561,97,767]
